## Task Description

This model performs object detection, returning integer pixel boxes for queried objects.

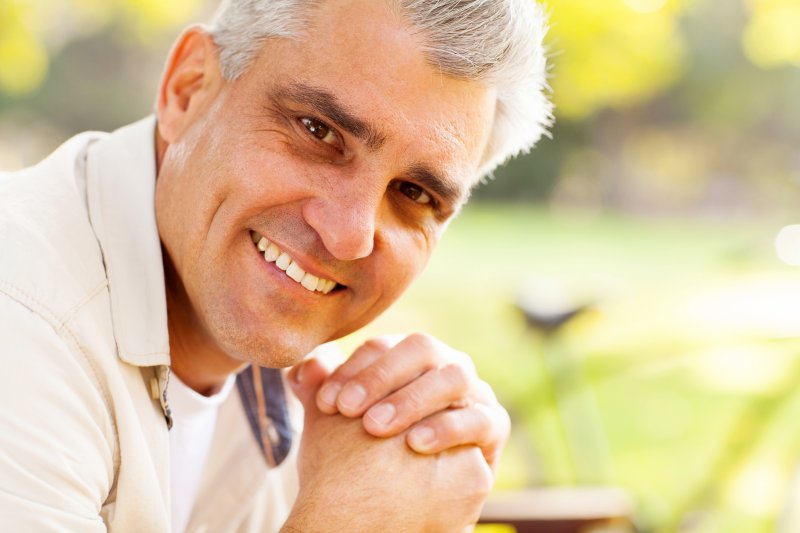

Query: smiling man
[0,0,551,531]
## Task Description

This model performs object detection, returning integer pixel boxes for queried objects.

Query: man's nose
[302,186,380,261]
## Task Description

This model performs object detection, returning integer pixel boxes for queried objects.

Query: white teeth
[264,243,280,262]
[301,273,319,291]
[252,231,339,294]
[286,262,305,282]
[275,252,292,271]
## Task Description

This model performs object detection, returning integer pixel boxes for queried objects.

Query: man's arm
[0,295,111,532]
[284,359,492,532]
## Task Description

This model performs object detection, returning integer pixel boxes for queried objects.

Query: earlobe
[156,25,220,144]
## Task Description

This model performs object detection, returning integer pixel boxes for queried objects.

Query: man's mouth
[250,231,339,294]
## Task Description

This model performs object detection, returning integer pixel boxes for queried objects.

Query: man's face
[155,0,496,368]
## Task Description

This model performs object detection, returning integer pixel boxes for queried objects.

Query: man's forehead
[243,0,497,194]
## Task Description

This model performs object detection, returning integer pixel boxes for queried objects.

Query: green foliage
[742,0,800,68]
[0,1,48,94]
[0,0,205,98]
[547,0,690,120]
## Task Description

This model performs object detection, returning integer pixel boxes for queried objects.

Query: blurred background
[2,0,800,531]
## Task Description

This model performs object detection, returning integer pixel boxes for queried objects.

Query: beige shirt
[0,117,299,532]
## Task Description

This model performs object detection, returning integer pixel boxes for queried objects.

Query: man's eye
[392,181,432,205]
[299,117,338,146]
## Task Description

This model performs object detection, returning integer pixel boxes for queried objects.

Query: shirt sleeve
[0,294,113,532]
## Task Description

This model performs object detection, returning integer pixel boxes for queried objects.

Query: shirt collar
[84,117,296,466]
[86,116,170,367]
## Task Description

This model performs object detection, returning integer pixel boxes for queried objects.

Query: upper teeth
[251,232,337,294]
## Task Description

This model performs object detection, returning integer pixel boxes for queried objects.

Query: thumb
[287,357,331,411]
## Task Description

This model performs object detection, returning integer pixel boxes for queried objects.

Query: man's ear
[156,25,221,144]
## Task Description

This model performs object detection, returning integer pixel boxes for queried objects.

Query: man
[0,0,551,531]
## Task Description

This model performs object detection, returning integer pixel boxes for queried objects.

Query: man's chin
[215,326,328,370]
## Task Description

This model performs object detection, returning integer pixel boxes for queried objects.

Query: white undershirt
[167,371,236,533]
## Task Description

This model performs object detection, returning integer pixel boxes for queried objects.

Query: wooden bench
[479,487,636,533]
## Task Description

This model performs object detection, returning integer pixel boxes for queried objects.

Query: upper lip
[254,231,346,288]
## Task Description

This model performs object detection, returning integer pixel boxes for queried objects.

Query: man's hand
[284,359,492,533]
[289,333,510,470]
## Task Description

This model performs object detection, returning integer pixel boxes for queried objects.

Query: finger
[287,357,332,418]
[361,361,473,437]
[406,403,511,471]
[315,337,393,414]
[288,343,343,404]
[335,333,450,417]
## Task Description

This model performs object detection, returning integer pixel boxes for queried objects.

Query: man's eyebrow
[272,83,467,206]
[274,82,386,150]
[406,164,467,207]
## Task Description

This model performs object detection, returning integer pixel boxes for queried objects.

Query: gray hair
[210,0,552,179]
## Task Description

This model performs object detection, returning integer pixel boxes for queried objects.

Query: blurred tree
[480,0,694,201]
[547,0,691,120]
[743,0,800,68]
[480,0,800,214]
[0,1,49,95]
[0,0,210,168]
[0,0,205,99]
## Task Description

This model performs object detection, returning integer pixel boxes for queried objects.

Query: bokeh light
[743,0,800,68]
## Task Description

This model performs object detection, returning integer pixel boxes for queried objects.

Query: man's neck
[155,131,246,396]
[163,257,247,397]
[168,327,245,397]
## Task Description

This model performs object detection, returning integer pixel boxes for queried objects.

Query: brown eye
[300,117,338,145]
[392,181,432,205]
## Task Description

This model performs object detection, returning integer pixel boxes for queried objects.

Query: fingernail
[318,382,341,407]
[367,403,396,427]
[409,427,436,450]
[338,383,367,411]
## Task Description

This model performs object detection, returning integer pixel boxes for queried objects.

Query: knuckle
[360,362,394,390]
[474,469,494,499]
[434,448,493,528]
[425,414,458,445]
[475,379,495,399]
[472,463,494,497]
[346,339,389,367]
[440,362,470,390]
[460,449,494,498]
[477,401,510,436]
[404,331,437,353]
[325,365,349,384]
[327,358,362,383]
[361,337,392,354]
[375,333,407,348]
[397,385,427,414]
[471,403,495,433]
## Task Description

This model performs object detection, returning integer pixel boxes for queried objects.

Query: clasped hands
[285,334,510,532]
